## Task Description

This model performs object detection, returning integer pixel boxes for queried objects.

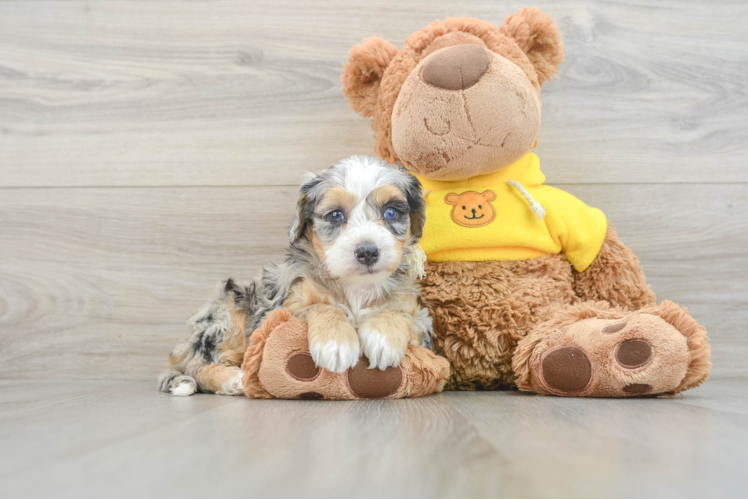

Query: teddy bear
[341,8,711,396]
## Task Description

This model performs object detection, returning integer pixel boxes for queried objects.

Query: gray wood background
[1,0,746,382]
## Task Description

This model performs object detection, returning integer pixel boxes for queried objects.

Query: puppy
[159,155,432,396]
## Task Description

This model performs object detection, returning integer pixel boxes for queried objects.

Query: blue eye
[327,210,345,223]
[383,208,398,220]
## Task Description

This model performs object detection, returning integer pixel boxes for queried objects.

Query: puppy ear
[342,37,398,118]
[499,7,564,86]
[289,173,321,243]
[403,175,427,240]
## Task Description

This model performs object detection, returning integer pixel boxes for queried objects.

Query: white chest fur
[332,282,392,328]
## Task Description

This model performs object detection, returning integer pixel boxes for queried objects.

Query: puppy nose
[421,44,491,90]
[471,208,476,214]
[355,245,379,266]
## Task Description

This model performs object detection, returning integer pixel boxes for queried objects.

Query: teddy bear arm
[572,221,656,310]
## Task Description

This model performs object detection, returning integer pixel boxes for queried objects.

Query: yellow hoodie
[414,152,607,272]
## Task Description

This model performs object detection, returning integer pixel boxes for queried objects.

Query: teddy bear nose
[421,44,491,90]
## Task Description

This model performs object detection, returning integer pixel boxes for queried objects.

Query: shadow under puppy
[159,155,432,396]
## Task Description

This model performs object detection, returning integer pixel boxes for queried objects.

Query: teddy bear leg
[512,300,711,397]
[420,257,578,391]
[241,310,450,400]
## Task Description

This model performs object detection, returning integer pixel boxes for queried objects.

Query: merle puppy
[159,156,432,396]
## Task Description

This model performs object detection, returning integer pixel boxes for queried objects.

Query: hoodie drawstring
[506,180,546,221]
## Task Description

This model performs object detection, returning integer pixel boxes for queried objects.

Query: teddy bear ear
[341,37,399,118]
[499,7,565,86]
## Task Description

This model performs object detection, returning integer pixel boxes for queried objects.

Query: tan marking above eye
[369,184,406,209]
[317,186,355,215]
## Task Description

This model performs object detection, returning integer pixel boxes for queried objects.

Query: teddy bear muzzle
[391,44,542,181]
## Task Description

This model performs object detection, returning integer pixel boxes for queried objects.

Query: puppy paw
[359,325,407,370]
[308,315,360,373]
[217,370,245,396]
[310,340,360,373]
[170,376,198,397]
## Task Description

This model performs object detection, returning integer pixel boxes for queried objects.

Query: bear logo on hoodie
[444,190,496,228]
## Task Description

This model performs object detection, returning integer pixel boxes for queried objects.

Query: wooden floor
[1,1,747,497]
[1,378,746,498]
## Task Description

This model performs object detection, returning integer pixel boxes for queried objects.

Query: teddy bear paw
[517,301,710,397]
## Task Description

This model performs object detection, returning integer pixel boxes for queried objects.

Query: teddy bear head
[342,8,564,181]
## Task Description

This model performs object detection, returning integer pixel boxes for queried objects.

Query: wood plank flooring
[1,378,746,498]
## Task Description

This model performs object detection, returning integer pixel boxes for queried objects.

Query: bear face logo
[444,190,496,228]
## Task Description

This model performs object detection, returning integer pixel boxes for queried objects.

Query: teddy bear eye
[327,210,346,223]
[479,205,482,209]
[462,206,466,210]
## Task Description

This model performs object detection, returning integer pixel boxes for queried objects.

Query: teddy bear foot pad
[286,352,404,399]
[514,300,711,397]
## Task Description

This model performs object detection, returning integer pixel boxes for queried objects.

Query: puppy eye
[462,206,466,210]
[478,205,482,209]
[327,210,345,223]
[383,207,399,220]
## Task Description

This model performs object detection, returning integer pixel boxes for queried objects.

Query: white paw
[217,371,245,396]
[359,327,405,370]
[170,378,198,397]
[310,340,360,373]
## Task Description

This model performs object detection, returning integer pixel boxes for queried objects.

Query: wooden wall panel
[0,0,746,187]
[0,185,744,380]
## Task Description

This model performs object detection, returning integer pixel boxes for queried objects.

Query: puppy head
[290,155,425,284]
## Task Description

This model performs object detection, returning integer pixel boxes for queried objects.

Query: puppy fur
[159,155,432,396]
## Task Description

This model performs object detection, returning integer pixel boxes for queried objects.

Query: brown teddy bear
[341,8,712,396]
